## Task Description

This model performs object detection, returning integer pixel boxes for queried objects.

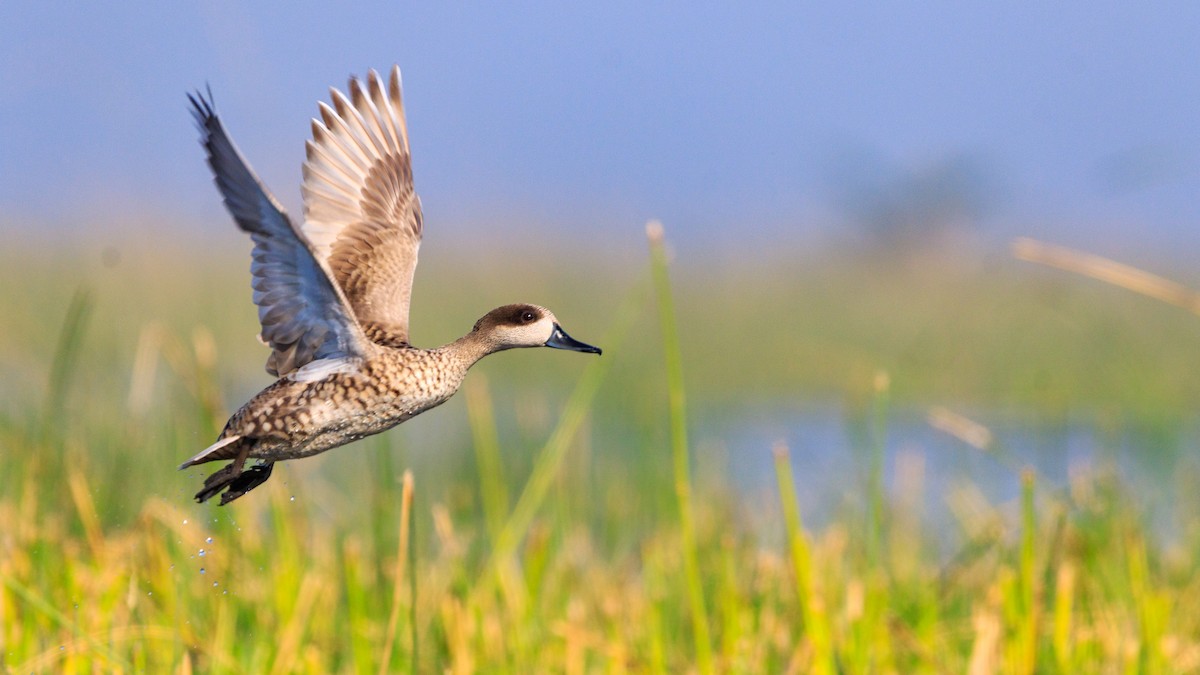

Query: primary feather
[188,91,371,377]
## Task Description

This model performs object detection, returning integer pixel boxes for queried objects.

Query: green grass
[647,221,712,673]
[2,228,1200,671]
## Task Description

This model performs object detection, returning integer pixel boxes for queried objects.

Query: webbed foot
[194,461,275,505]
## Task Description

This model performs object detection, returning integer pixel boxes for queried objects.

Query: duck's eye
[521,311,537,323]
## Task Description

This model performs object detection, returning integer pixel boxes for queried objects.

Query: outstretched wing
[300,65,423,345]
[189,90,372,377]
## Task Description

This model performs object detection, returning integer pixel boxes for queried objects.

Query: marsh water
[712,403,1199,547]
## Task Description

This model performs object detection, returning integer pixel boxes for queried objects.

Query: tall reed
[647,220,713,673]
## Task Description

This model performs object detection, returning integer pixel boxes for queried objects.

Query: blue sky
[2,2,1198,255]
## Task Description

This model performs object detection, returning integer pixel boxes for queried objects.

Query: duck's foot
[195,461,275,505]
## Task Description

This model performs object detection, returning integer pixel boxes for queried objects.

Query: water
[710,403,1197,544]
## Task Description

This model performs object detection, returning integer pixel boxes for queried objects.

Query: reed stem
[647,220,713,674]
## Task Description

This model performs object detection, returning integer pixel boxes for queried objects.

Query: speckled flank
[224,346,472,462]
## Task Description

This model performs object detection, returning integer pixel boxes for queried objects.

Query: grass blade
[1013,237,1200,314]
[867,371,890,569]
[773,442,834,675]
[42,287,92,437]
[380,470,416,673]
[1052,562,1075,671]
[1016,469,1038,674]
[647,220,713,674]
[465,376,509,543]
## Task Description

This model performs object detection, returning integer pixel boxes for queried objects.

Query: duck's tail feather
[178,435,244,470]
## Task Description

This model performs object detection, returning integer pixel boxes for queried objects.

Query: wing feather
[301,65,422,344]
[189,90,372,377]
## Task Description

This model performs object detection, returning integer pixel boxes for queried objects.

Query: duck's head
[472,304,601,355]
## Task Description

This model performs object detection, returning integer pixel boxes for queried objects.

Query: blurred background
[3,1,1200,530]
[7,3,1200,669]
[3,2,1200,257]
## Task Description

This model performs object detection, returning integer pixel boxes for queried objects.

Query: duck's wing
[190,90,372,377]
[300,65,423,345]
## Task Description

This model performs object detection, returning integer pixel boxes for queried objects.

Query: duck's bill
[545,324,602,355]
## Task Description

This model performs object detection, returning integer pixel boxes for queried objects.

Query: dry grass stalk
[1012,237,1200,314]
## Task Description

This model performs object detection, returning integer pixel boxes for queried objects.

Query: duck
[180,66,601,505]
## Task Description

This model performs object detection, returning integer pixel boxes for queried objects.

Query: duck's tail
[178,435,244,470]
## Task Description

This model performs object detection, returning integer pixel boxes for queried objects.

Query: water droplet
[206,537,214,544]
[148,591,153,596]
[60,645,65,651]
[169,565,175,570]
[198,549,206,557]
[199,567,206,575]
[290,495,295,502]
[182,519,188,525]
[212,581,219,587]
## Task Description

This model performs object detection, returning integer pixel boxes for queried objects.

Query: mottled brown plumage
[183,67,600,504]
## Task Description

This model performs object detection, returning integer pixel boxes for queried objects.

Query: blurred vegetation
[827,149,995,252]
[2,228,1200,671]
